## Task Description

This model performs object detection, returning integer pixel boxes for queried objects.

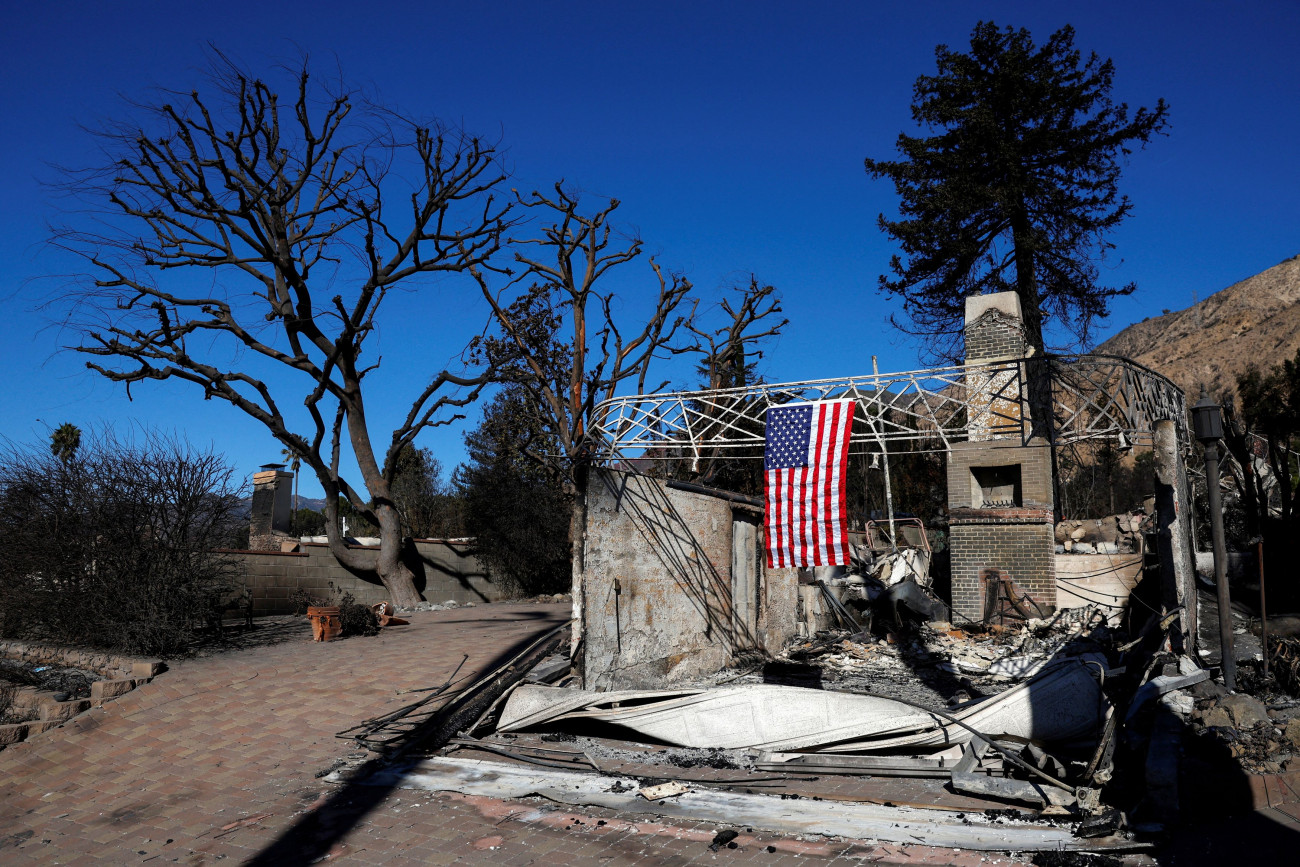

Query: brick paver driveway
[0,604,573,865]
[37,602,1300,865]
[0,603,1036,866]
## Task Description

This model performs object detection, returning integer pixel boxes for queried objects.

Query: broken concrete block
[1191,679,1227,699]
[132,661,165,679]
[1160,691,1195,716]
[39,699,92,722]
[90,678,143,702]
[1202,706,1233,728]
[1096,517,1120,544]
[1284,719,1300,752]
[639,781,691,800]
[9,686,43,709]
[1221,694,1269,729]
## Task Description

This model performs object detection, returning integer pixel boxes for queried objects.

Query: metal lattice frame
[1048,355,1189,447]
[589,354,1188,466]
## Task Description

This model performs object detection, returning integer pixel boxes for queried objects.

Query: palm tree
[50,423,82,465]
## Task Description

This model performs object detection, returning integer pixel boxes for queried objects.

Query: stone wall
[228,539,500,615]
[0,640,153,680]
[580,469,798,690]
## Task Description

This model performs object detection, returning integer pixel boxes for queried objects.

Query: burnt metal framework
[589,354,1188,466]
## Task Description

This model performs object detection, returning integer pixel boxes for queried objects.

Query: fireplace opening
[971,464,1022,509]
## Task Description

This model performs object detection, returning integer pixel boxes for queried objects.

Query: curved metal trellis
[588,354,1189,467]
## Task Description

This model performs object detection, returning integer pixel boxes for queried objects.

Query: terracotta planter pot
[306,606,342,642]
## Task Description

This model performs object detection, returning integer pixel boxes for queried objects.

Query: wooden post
[1153,420,1197,655]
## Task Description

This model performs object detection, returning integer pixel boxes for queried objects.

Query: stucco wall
[1055,553,1145,624]
[581,470,798,690]
[229,539,500,615]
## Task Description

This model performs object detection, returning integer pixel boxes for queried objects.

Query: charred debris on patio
[333,292,1300,857]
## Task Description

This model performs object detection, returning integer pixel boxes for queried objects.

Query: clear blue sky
[2,1,1296,499]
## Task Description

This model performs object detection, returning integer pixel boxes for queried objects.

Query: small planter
[306,606,342,642]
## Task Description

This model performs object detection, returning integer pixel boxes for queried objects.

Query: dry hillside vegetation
[1097,255,1300,402]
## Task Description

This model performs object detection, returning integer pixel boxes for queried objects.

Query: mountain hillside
[1097,254,1300,404]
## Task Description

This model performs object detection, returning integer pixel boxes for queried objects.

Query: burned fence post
[1152,419,1197,654]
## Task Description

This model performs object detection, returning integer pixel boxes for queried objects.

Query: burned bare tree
[468,187,695,597]
[682,278,787,493]
[688,278,785,393]
[54,57,508,607]
[469,190,791,594]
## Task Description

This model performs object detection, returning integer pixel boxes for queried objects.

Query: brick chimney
[249,464,294,551]
[946,291,1056,621]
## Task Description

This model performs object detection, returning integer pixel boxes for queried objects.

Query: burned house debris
[339,290,1300,858]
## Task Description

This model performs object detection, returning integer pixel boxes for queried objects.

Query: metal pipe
[1259,540,1269,679]
[1204,440,1235,690]
[665,479,764,508]
[872,355,897,550]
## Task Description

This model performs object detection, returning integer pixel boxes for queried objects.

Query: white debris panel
[369,756,1142,852]
[498,658,1108,752]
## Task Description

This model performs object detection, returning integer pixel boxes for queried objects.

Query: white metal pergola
[588,354,1189,466]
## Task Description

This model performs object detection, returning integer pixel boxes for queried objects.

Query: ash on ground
[711,607,1111,709]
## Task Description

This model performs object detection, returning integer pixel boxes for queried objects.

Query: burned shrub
[0,430,245,655]
[334,591,380,638]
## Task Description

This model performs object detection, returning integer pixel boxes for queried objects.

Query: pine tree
[865,21,1169,360]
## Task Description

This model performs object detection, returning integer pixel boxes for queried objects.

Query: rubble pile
[396,599,481,614]
[1054,512,1146,555]
[1183,682,1300,774]
[769,607,1110,705]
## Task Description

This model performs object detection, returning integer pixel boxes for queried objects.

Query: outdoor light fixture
[1191,390,1235,690]
[1191,393,1224,442]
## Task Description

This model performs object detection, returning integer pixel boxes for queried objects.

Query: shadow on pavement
[245,610,567,866]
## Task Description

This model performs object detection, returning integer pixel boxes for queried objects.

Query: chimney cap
[259,462,287,471]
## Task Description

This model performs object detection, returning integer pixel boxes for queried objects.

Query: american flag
[764,399,854,568]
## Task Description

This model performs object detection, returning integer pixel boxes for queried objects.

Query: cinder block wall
[581,469,798,689]
[229,540,501,615]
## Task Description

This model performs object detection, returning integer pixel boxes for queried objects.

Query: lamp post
[1192,393,1235,690]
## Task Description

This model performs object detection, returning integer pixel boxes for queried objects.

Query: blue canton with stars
[764,404,813,471]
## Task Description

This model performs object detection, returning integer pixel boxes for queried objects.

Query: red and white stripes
[765,399,853,568]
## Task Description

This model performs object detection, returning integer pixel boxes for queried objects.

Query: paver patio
[2,602,1295,866]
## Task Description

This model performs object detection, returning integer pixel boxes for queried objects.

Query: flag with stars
[764,399,854,568]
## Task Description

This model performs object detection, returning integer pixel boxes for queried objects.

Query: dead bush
[0,429,246,655]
